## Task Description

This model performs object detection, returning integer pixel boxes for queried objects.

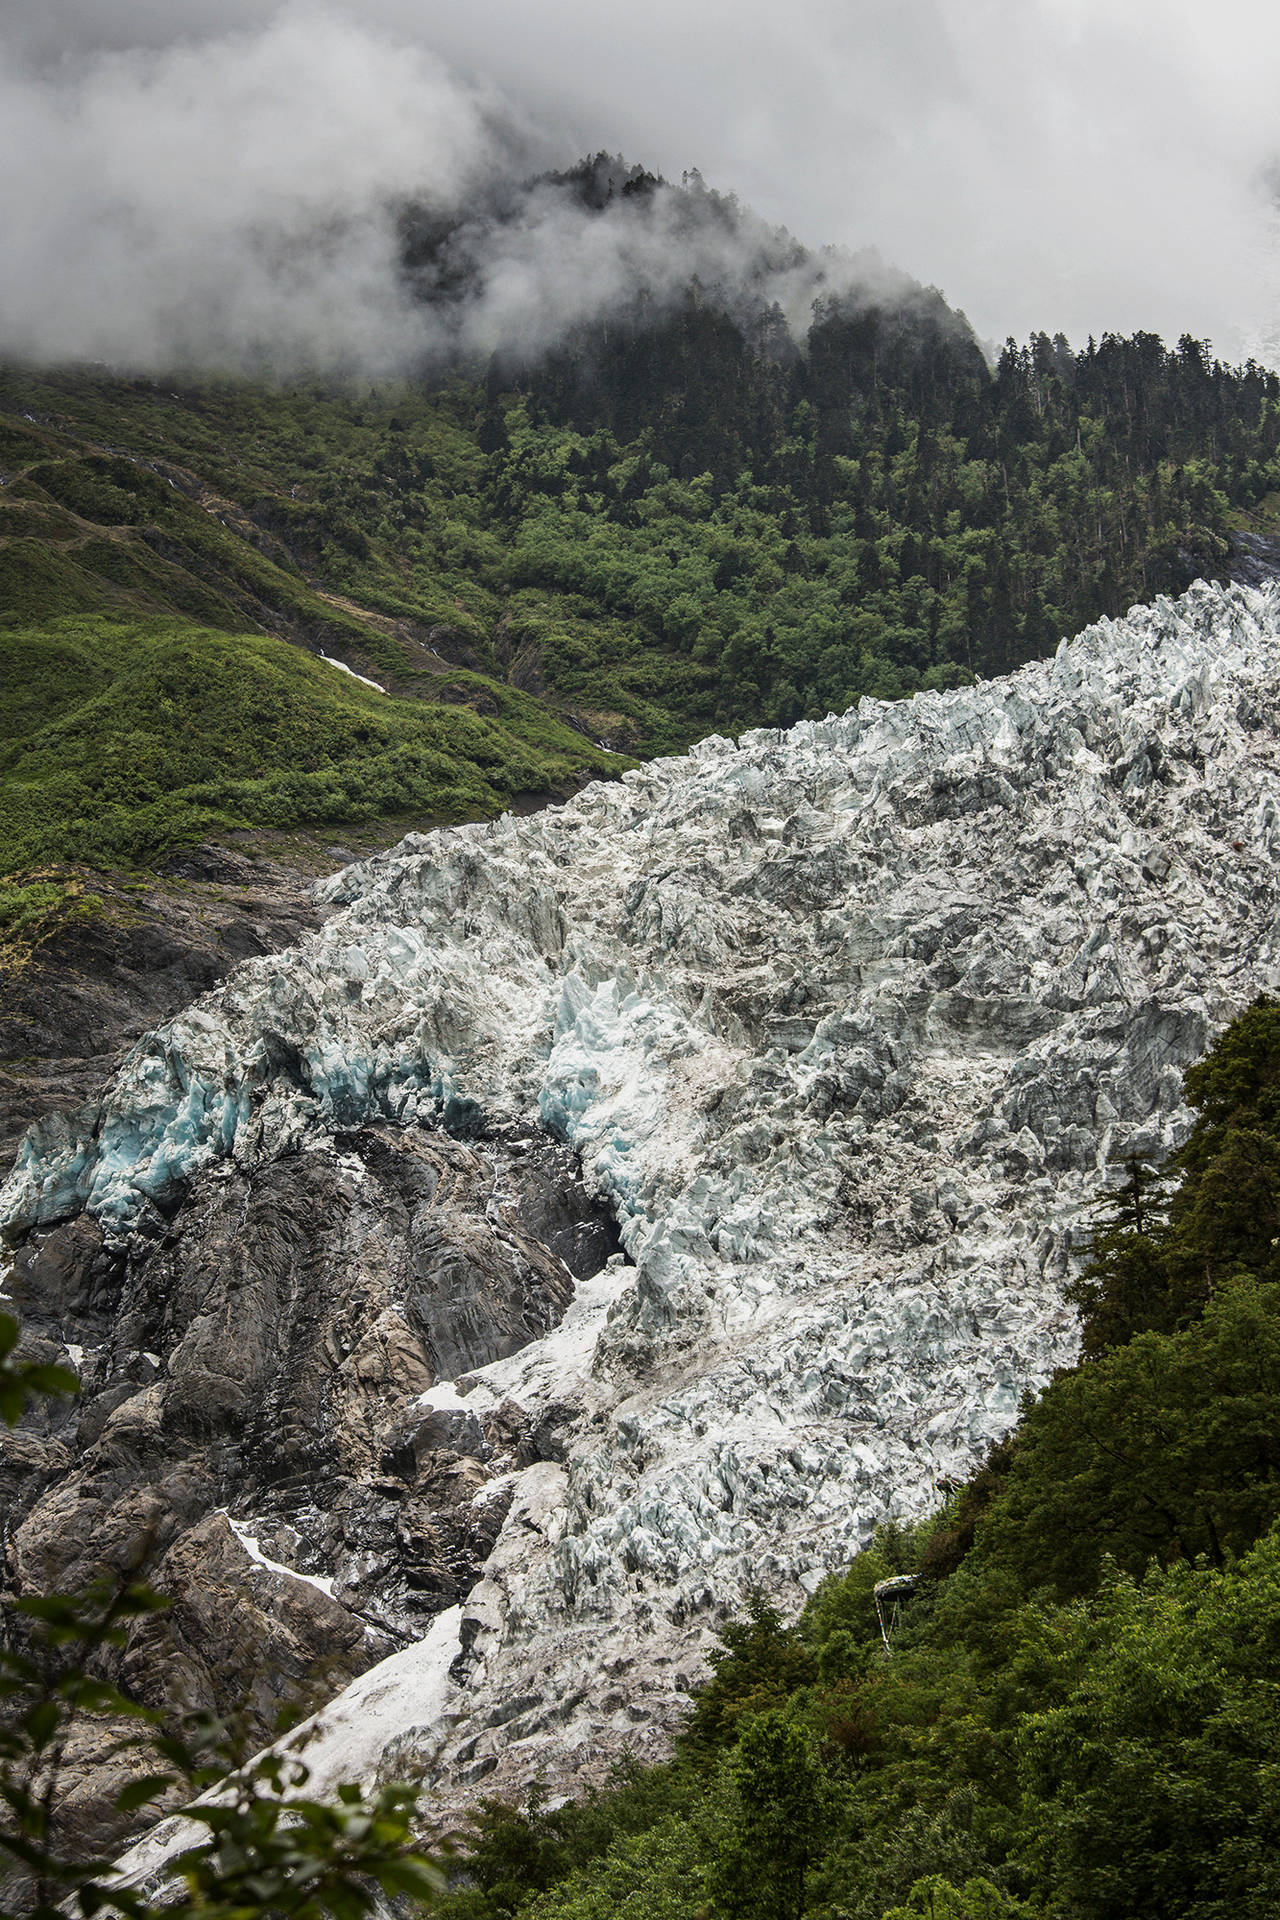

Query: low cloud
[0,7,922,376]
[0,10,522,373]
[3,0,1280,374]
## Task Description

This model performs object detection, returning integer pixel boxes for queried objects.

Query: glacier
[9,576,1280,1813]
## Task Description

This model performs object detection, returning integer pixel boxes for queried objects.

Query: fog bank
[4,0,1279,373]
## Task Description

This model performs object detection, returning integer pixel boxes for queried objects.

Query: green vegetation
[0,614,619,873]
[5,316,1280,808]
[3,316,1278,907]
[0,876,102,941]
[431,1003,1280,1920]
[516,314,1280,718]
[2,1314,443,1920]
[1067,1000,1280,1354]
[0,376,632,901]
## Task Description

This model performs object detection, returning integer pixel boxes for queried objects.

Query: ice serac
[8,577,1280,1813]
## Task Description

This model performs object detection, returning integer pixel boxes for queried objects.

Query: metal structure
[873,1574,917,1654]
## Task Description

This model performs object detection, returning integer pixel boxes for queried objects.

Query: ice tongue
[9,576,1280,1814]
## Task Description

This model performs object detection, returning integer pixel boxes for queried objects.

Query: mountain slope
[6,577,1280,1843]
[7,278,1280,825]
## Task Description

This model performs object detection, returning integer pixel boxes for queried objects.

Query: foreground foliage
[0,1313,444,1919]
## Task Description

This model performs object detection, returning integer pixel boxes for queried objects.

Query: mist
[3,0,1280,375]
[0,13,529,374]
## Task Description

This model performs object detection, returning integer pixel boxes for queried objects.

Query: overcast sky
[3,0,1279,370]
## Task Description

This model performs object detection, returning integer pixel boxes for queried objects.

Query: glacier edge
[11,576,1280,1811]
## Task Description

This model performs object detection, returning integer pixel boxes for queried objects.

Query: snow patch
[114,1607,465,1891]
[319,651,386,693]
[226,1515,336,1599]
[471,1472,518,1507]
[277,1602,464,1796]
[415,1379,470,1412]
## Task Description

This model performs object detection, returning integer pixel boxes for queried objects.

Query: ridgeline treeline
[516,304,1280,716]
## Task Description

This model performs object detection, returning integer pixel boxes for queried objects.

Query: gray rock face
[1230,528,1280,589]
[8,578,1280,1828]
[2,1125,615,1855]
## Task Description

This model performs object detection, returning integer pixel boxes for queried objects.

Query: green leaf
[23,1364,80,1396]
[17,1593,92,1625]
[114,1773,176,1813]
[373,1855,447,1898]
[22,1699,61,1752]
[110,1584,170,1619]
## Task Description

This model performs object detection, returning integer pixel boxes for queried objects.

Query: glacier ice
[10,576,1280,1810]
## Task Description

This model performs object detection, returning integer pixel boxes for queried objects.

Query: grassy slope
[0,614,619,874]
[0,368,696,754]
[0,372,636,953]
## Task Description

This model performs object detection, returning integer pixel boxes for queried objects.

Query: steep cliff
[6,578,1280,1842]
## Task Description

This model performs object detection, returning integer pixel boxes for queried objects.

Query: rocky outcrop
[8,578,1280,1835]
[1230,528,1280,589]
[0,843,332,1169]
[3,1124,615,1853]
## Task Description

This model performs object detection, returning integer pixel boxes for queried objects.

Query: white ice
[225,1514,336,1599]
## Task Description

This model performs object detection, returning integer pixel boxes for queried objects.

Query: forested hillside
[3,161,1280,935]
[519,300,1280,714]
[7,312,1280,775]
